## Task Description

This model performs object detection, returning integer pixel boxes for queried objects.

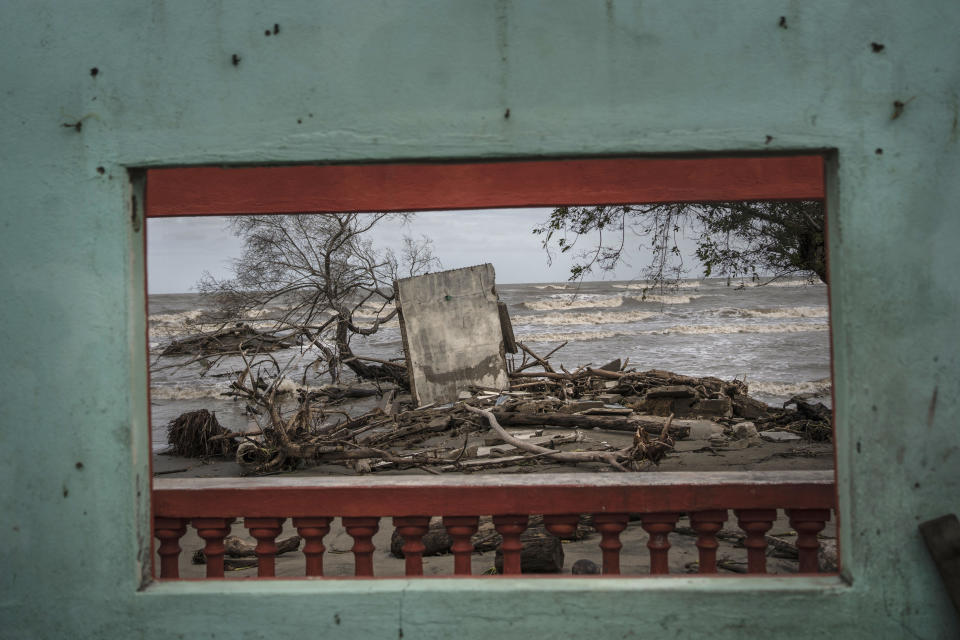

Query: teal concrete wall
[1,1,957,637]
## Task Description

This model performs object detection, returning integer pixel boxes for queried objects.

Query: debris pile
[164,343,832,474]
[165,409,237,458]
[161,323,293,356]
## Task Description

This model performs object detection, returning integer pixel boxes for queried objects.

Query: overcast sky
[146,208,701,294]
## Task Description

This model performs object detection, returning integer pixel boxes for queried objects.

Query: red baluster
[689,510,728,574]
[154,517,187,579]
[244,517,285,577]
[735,509,777,574]
[786,508,831,573]
[593,513,629,575]
[393,516,431,576]
[543,514,580,539]
[192,517,234,578]
[293,517,332,577]
[493,515,528,575]
[640,512,679,574]
[443,515,479,575]
[343,517,380,577]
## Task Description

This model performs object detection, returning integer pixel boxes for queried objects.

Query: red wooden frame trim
[153,471,835,518]
[145,155,824,217]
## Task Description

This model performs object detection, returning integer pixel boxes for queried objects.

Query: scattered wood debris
[161,323,293,356]
[164,342,832,474]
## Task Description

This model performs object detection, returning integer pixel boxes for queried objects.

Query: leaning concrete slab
[396,264,509,406]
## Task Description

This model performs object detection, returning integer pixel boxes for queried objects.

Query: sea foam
[517,330,631,343]
[522,295,626,311]
[643,322,828,336]
[717,306,828,319]
[749,378,832,398]
[513,310,656,326]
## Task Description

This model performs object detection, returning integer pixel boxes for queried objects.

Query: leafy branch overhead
[533,201,827,286]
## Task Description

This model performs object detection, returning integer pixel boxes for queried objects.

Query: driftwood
[165,334,818,475]
[162,323,293,356]
[191,534,302,567]
[464,404,674,472]
[223,534,301,558]
[492,410,690,439]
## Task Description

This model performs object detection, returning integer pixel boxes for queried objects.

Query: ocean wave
[513,310,657,326]
[533,284,571,290]
[151,377,328,400]
[522,295,625,311]
[517,330,631,343]
[717,306,829,319]
[735,278,824,288]
[613,281,701,290]
[149,310,205,325]
[522,292,699,310]
[632,294,699,304]
[643,322,828,336]
[749,378,832,398]
[150,385,228,400]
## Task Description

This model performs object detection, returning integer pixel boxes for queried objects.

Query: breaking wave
[149,310,206,325]
[749,378,833,398]
[522,295,626,311]
[613,281,701,290]
[735,278,824,288]
[634,294,699,304]
[643,322,829,336]
[522,293,696,311]
[150,385,228,400]
[717,306,829,319]
[533,284,571,290]
[513,310,657,326]
[517,330,631,343]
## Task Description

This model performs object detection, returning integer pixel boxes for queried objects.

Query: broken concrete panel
[396,264,510,406]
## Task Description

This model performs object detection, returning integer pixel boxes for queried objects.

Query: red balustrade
[640,512,680,574]
[593,513,629,575]
[787,508,832,573]
[343,517,380,577]
[393,516,431,576]
[493,515,529,575]
[689,509,728,574]
[152,471,836,579]
[154,517,187,579]
[443,515,480,575]
[191,517,234,578]
[244,517,285,577]
[292,516,331,576]
[735,509,778,574]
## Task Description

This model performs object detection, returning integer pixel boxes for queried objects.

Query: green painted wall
[1,1,957,637]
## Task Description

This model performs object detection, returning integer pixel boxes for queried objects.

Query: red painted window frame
[145,155,824,217]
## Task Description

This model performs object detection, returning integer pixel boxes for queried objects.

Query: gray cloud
[147,209,701,293]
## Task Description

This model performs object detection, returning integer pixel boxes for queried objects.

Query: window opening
[146,156,837,579]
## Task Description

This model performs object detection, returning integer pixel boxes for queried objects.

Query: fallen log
[492,410,690,439]
[224,534,302,558]
[192,534,302,566]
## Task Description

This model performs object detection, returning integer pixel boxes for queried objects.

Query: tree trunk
[493,410,690,438]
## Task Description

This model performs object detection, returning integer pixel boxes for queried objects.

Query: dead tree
[189,213,438,386]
